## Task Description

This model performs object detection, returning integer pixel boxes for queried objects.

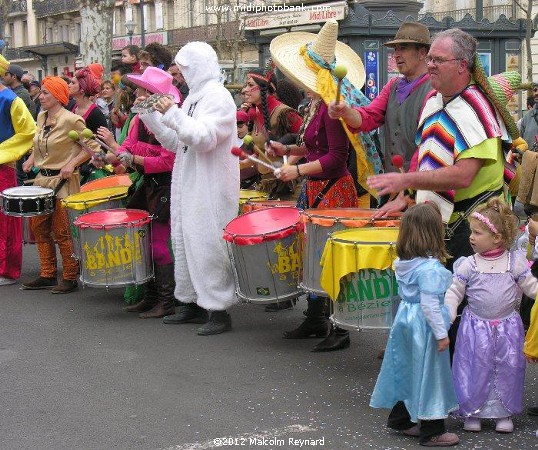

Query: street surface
[0,245,537,449]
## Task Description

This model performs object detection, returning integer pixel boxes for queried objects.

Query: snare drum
[320,227,400,331]
[1,186,55,217]
[238,190,269,214]
[240,199,297,215]
[300,209,400,296]
[74,209,153,288]
[80,174,132,193]
[223,207,303,304]
[61,186,129,258]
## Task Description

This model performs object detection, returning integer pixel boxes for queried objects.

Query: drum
[22,217,36,244]
[80,174,132,193]
[238,189,268,214]
[240,199,297,215]
[223,207,303,304]
[300,209,400,296]
[320,227,400,331]
[74,208,153,288]
[1,186,55,217]
[61,186,130,258]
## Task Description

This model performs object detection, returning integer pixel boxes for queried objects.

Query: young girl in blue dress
[445,198,538,433]
[370,203,459,447]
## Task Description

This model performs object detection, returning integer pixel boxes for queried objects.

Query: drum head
[331,227,399,244]
[62,186,129,210]
[2,186,54,197]
[80,174,132,193]
[74,208,150,229]
[224,207,301,245]
[300,208,401,227]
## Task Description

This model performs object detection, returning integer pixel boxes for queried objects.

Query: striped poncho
[415,84,509,222]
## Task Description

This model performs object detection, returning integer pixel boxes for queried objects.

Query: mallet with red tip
[231,147,281,178]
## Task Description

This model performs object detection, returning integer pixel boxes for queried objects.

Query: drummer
[0,54,37,286]
[267,20,380,352]
[94,66,180,319]
[21,76,100,293]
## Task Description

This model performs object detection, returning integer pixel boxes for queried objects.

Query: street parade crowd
[3,19,538,447]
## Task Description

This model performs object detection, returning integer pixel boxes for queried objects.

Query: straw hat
[270,20,365,94]
[384,22,430,48]
[473,56,521,139]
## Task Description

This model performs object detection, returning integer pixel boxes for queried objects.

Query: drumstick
[243,135,273,165]
[81,128,119,156]
[67,130,96,156]
[388,155,405,202]
[231,147,281,177]
[334,65,347,104]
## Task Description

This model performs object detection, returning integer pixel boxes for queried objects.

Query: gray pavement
[0,244,537,450]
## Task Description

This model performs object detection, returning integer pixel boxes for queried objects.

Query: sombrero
[473,55,522,140]
[270,19,365,94]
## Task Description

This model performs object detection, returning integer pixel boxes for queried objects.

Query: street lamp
[125,20,136,45]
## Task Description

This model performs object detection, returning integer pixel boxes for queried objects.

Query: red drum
[299,209,400,296]
[240,199,297,215]
[74,209,153,288]
[223,207,303,304]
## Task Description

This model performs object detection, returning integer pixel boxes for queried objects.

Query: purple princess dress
[449,250,538,418]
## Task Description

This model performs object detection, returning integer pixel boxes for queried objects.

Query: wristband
[296,165,301,176]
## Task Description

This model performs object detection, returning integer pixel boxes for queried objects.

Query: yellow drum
[61,186,130,258]
[300,209,400,296]
[320,227,399,331]
[238,189,268,214]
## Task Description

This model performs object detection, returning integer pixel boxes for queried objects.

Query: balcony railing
[34,0,79,19]
[170,21,242,47]
[8,0,27,16]
[419,5,515,22]
[3,47,34,61]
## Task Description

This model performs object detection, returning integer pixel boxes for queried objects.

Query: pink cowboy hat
[127,66,181,103]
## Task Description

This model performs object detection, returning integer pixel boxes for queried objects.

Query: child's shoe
[463,417,481,432]
[495,417,513,433]
[420,432,459,447]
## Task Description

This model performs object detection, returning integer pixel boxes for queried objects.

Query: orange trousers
[30,199,79,280]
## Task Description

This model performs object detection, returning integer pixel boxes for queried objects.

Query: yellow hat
[0,54,9,76]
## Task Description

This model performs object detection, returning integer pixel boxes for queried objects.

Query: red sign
[112,31,167,50]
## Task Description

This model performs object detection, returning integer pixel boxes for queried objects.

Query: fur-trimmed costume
[140,42,239,311]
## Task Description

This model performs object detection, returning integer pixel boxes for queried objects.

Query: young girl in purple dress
[445,198,538,433]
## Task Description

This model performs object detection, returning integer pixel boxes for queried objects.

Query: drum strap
[310,178,338,208]
[53,178,68,196]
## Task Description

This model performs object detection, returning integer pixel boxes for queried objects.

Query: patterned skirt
[306,173,358,209]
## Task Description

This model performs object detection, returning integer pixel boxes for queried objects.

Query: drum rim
[74,208,151,229]
[2,186,54,197]
[300,208,401,224]
[61,187,129,209]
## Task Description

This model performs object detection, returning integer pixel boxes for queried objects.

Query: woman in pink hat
[95,67,182,319]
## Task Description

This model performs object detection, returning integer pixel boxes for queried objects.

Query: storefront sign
[112,31,167,50]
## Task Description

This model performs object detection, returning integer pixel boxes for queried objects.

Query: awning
[20,42,79,57]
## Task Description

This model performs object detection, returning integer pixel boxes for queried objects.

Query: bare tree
[514,0,535,84]
[80,0,115,72]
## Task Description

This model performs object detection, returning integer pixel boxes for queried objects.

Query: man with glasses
[328,22,431,208]
[518,83,538,149]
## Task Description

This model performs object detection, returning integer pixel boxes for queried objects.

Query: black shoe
[163,303,208,324]
[197,310,232,336]
[21,276,57,290]
[51,279,78,294]
[311,327,350,352]
[265,299,295,312]
[528,406,538,416]
[283,319,329,339]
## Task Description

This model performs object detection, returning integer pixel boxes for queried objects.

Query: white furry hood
[175,42,222,93]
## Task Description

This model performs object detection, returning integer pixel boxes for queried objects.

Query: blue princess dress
[449,250,538,418]
[370,257,458,422]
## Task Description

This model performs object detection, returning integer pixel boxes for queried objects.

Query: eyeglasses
[425,56,462,65]
[237,122,246,126]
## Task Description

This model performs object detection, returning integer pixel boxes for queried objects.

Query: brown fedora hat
[384,22,430,48]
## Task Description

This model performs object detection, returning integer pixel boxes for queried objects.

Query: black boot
[124,281,158,313]
[197,310,232,335]
[139,264,176,319]
[311,325,350,352]
[163,302,208,324]
[283,295,329,339]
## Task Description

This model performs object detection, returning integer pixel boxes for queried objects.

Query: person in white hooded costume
[139,42,239,335]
